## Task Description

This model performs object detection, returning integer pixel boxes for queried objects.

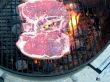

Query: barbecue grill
[0,0,110,78]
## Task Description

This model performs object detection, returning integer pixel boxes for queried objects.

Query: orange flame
[69,12,80,36]
[66,3,80,35]
[65,3,80,48]
[65,3,80,36]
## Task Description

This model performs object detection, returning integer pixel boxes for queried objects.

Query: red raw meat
[16,0,70,59]
[16,31,70,59]
[18,0,68,21]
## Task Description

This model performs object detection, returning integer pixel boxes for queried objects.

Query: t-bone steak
[16,0,70,59]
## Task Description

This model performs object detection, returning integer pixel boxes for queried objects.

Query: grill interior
[0,0,110,76]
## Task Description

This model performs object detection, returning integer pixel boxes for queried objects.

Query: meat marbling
[16,0,70,59]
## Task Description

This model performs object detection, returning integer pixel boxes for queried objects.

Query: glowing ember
[34,60,40,64]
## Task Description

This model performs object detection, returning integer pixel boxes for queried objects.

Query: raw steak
[16,31,70,59]
[16,0,70,59]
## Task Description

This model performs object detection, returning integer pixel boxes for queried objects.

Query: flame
[65,3,80,48]
[69,12,80,36]
[66,3,80,36]
[65,3,80,36]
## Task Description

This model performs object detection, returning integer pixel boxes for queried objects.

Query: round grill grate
[0,0,110,76]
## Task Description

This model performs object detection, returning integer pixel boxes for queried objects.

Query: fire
[66,3,80,36]
[65,3,80,36]
[65,3,80,48]
[69,11,80,36]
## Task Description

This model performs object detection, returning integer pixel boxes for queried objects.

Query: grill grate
[0,0,109,76]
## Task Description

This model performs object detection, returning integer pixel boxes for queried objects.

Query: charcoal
[15,60,28,70]
[11,24,22,35]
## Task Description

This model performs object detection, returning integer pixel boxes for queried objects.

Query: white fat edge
[22,0,37,4]
[18,1,31,20]
[16,35,27,50]
[27,0,57,3]
[45,16,65,20]
[59,17,68,29]
[45,16,59,19]
[21,32,37,38]
[19,10,28,21]
[24,0,53,4]
[18,4,25,20]
[18,3,24,12]
[17,41,27,50]
[26,0,39,3]
[33,22,39,33]
[44,16,65,23]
